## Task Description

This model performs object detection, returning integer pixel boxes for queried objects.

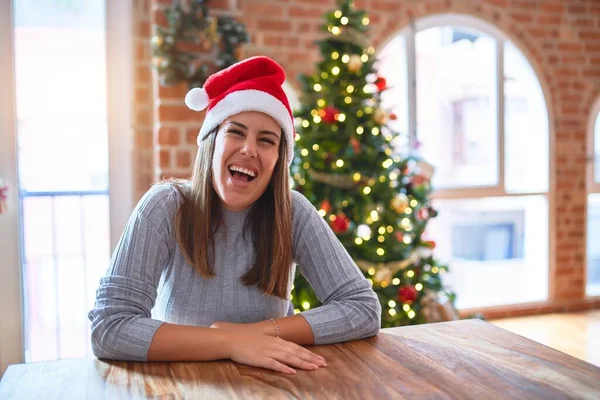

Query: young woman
[89,56,381,375]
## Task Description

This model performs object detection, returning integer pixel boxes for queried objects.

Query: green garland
[151,0,249,88]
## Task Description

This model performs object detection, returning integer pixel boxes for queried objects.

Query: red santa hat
[185,56,295,166]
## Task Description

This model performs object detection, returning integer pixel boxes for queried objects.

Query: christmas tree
[290,0,456,327]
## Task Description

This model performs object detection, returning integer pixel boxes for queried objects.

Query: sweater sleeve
[88,184,179,361]
[291,191,382,344]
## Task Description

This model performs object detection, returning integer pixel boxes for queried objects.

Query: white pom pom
[185,87,209,111]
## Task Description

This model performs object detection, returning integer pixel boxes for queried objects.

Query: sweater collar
[221,204,252,231]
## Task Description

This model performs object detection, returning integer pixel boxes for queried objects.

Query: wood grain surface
[492,310,600,366]
[1,319,599,399]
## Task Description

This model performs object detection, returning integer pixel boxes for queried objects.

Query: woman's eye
[261,138,276,145]
[228,129,244,136]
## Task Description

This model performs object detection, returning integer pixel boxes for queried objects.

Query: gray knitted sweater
[88,183,381,361]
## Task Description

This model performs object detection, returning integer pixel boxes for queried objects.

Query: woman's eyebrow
[227,121,247,129]
[260,130,280,138]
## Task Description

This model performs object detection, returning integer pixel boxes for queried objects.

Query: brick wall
[137,0,600,318]
[133,0,155,201]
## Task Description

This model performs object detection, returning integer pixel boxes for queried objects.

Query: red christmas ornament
[322,106,339,124]
[417,207,429,221]
[331,213,350,233]
[395,231,403,242]
[424,240,436,249]
[375,76,387,91]
[389,113,397,120]
[320,200,331,213]
[350,137,361,154]
[412,174,428,185]
[398,285,417,303]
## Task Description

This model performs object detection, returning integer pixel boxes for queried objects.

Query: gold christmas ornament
[153,57,165,68]
[348,54,363,72]
[391,193,409,213]
[374,267,392,283]
[152,35,164,48]
[373,108,388,124]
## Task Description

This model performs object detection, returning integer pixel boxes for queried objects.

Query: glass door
[14,0,111,362]
[0,0,134,368]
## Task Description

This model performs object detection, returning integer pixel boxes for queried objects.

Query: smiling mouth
[228,165,257,183]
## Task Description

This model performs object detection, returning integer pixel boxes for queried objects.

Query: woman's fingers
[272,351,320,371]
[228,333,326,374]
[285,343,327,367]
[262,358,297,375]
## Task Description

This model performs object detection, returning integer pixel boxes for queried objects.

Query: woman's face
[212,111,282,211]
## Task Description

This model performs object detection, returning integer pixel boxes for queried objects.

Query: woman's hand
[226,332,327,375]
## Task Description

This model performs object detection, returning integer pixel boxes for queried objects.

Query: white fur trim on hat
[185,87,210,111]
[198,89,295,165]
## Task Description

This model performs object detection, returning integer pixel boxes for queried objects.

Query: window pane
[377,34,409,153]
[427,195,548,309]
[14,0,108,192]
[22,195,110,362]
[595,114,600,184]
[14,0,110,362]
[504,42,549,193]
[416,26,498,189]
[588,194,600,296]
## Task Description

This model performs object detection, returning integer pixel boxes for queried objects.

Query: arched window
[378,15,549,309]
[587,107,600,296]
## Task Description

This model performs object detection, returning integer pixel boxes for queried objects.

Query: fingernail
[288,369,297,374]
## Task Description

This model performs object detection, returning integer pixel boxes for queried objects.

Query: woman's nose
[240,138,257,158]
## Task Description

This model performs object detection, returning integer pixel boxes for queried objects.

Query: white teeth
[230,165,256,177]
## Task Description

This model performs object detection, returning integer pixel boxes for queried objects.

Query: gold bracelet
[270,318,280,338]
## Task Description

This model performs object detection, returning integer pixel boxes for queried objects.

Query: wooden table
[2,319,600,399]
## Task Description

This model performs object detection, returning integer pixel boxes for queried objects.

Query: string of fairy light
[292,262,446,317]
[294,5,416,260]
[290,2,449,322]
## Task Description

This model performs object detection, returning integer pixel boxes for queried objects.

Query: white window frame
[586,99,600,298]
[383,13,555,307]
[588,99,600,194]
[410,14,552,201]
[0,0,133,373]
[106,0,135,249]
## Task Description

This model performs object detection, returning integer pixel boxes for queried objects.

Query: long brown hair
[173,127,293,299]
